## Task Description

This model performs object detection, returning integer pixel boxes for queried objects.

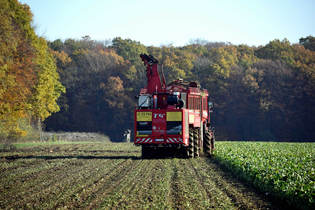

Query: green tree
[299,36,315,51]
[112,37,147,64]
[255,39,295,66]
[0,0,64,141]
[31,37,65,124]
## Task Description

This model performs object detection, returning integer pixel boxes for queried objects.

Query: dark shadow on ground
[75,150,139,153]
[1,155,140,161]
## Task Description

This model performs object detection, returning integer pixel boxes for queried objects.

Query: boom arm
[140,54,165,93]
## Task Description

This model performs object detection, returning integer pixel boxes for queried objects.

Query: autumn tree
[31,37,65,130]
[0,0,64,142]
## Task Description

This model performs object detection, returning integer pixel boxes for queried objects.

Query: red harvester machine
[134,54,215,158]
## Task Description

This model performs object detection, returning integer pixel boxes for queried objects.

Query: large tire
[203,130,212,156]
[210,132,215,153]
[188,128,194,158]
[141,145,146,158]
[183,147,190,158]
[193,128,200,157]
[141,145,151,159]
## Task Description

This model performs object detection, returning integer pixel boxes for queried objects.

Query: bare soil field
[0,142,283,209]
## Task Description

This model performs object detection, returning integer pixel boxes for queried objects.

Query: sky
[19,0,315,47]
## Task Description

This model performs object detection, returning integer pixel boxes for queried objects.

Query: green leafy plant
[214,142,315,209]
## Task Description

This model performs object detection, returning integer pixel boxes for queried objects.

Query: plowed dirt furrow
[201,158,275,209]
[129,159,172,209]
[0,143,281,209]
[0,157,72,178]
[56,158,133,209]
[188,159,220,204]
[101,159,165,209]
[51,159,129,209]
[0,159,85,207]
[186,159,235,209]
[88,159,149,209]
[0,157,75,181]
[169,158,185,208]
[0,158,45,172]
[169,158,233,209]
[3,159,110,209]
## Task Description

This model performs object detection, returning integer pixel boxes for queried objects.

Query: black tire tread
[193,128,199,157]
[204,130,212,156]
[188,128,194,158]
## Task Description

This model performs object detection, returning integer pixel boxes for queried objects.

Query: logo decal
[153,113,165,119]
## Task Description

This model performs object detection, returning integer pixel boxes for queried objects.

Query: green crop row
[214,142,314,210]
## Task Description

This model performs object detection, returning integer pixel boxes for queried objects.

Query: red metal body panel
[140,54,165,94]
[152,110,166,137]
[134,109,189,146]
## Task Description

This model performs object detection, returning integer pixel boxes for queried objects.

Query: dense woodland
[45,36,315,141]
[1,0,315,142]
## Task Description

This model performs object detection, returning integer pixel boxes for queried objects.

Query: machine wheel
[141,145,151,159]
[193,128,200,157]
[182,146,190,158]
[188,128,194,158]
[203,130,212,156]
[141,145,147,158]
[210,132,215,153]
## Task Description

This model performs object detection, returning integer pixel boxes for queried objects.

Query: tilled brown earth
[0,143,279,209]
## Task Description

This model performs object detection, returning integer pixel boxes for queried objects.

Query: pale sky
[19,0,315,46]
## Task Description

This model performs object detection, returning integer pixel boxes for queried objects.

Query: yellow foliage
[0,1,65,139]
[32,37,65,120]
[51,50,72,65]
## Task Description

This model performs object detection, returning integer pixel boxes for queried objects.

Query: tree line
[45,36,315,141]
[1,0,315,142]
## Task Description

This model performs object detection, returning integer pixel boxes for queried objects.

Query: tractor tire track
[52,158,130,209]
[86,159,147,209]
[188,159,234,209]
[102,159,158,209]
[169,159,184,209]
[67,158,135,209]
[201,157,276,210]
